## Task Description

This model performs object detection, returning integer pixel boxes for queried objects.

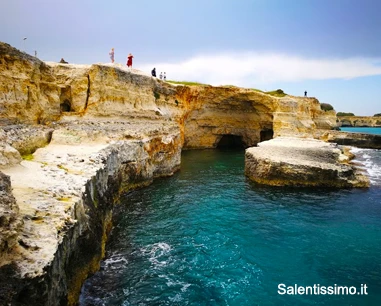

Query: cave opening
[60,99,71,112]
[260,129,274,142]
[216,135,245,149]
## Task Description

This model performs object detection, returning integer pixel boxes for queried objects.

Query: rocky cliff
[0,42,337,149]
[0,41,343,305]
[338,116,381,127]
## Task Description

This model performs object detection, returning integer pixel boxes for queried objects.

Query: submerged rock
[245,137,369,188]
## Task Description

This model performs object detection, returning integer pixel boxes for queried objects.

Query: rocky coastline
[0,41,378,305]
[337,115,381,127]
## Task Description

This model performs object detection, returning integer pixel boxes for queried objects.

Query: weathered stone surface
[0,43,61,124]
[318,130,381,149]
[245,137,369,188]
[0,172,22,260]
[0,143,22,167]
[1,41,337,150]
[181,87,337,148]
[0,119,182,305]
[338,116,381,127]
[1,124,53,156]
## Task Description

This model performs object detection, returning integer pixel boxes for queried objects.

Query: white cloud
[140,52,381,87]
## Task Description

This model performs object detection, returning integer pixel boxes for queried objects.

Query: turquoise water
[340,127,381,135]
[80,149,381,305]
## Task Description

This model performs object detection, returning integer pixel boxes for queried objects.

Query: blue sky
[1,0,381,115]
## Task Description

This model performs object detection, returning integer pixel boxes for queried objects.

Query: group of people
[151,68,166,80]
[109,48,134,68]
[109,48,168,79]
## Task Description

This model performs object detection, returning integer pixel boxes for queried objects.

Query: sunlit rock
[245,137,369,188]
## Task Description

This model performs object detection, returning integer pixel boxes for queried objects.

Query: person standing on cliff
[304,90,307,97]
[151,68,156,77]
[159,72,163,80]
[109,48,114,63]
[163,72,166,81]
[127,53,133,68]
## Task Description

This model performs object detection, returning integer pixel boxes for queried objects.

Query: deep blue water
[80,149,381,306]
[340,127,381,135]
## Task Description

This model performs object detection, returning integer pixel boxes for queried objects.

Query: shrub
[373,113,381,117]
[153,91,160,100]
[320,103,334,111]
[265,89,286,97]
[337,112,355,116]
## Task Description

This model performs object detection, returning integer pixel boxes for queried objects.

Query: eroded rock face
[318,130,381,149]
[0,172,22,260]
[338,116,381,127]
[273,96,337,137]
[1,41,337,151]
[0,119,182,305]
[245,137,369,188]
[180,87,337,149]
[0,43,61,124]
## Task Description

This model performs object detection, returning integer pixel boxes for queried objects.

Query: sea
[80,128,381,306]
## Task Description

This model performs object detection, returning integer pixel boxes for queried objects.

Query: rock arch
[216,134,246,148]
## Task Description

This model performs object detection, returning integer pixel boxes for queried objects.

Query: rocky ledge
[319,130,381,149]
[0,118,181,305]
[245,137,369,188]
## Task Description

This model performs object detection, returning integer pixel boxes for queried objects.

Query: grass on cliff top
[167,80,209,86]
[252,88,287,97]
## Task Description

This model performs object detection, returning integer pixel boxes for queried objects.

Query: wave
[140,242,172,267]
[351,147,381,185]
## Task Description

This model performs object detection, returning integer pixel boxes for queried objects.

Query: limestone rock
[338,116,381,127]
[1,41,337,152]
[0,171,22,261]
[0,143,22,167]
[318,130,381,149]
[0,42,61,124]
[245,137,369,188]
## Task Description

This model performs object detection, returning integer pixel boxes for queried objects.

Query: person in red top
[127,53,133,68]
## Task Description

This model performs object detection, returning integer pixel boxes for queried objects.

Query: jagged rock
[0,171,22,260]
[1,124,53,155]
[245,137,369,188]
[0,143,22,167]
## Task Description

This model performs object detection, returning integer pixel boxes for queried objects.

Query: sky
[1,0,381,116]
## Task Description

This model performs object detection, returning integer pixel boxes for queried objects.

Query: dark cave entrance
[260,129,274,142]
[216,135,245,149]
[60,99,71,112]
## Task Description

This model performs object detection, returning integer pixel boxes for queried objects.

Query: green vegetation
[337,112,355,116]
[320,103,334,111]
[22,153,34,161]
[373,113,381,117]
[252,88,287,97]
[267,89,286,97]
[167,80,209,86]
[153,91,160,100]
